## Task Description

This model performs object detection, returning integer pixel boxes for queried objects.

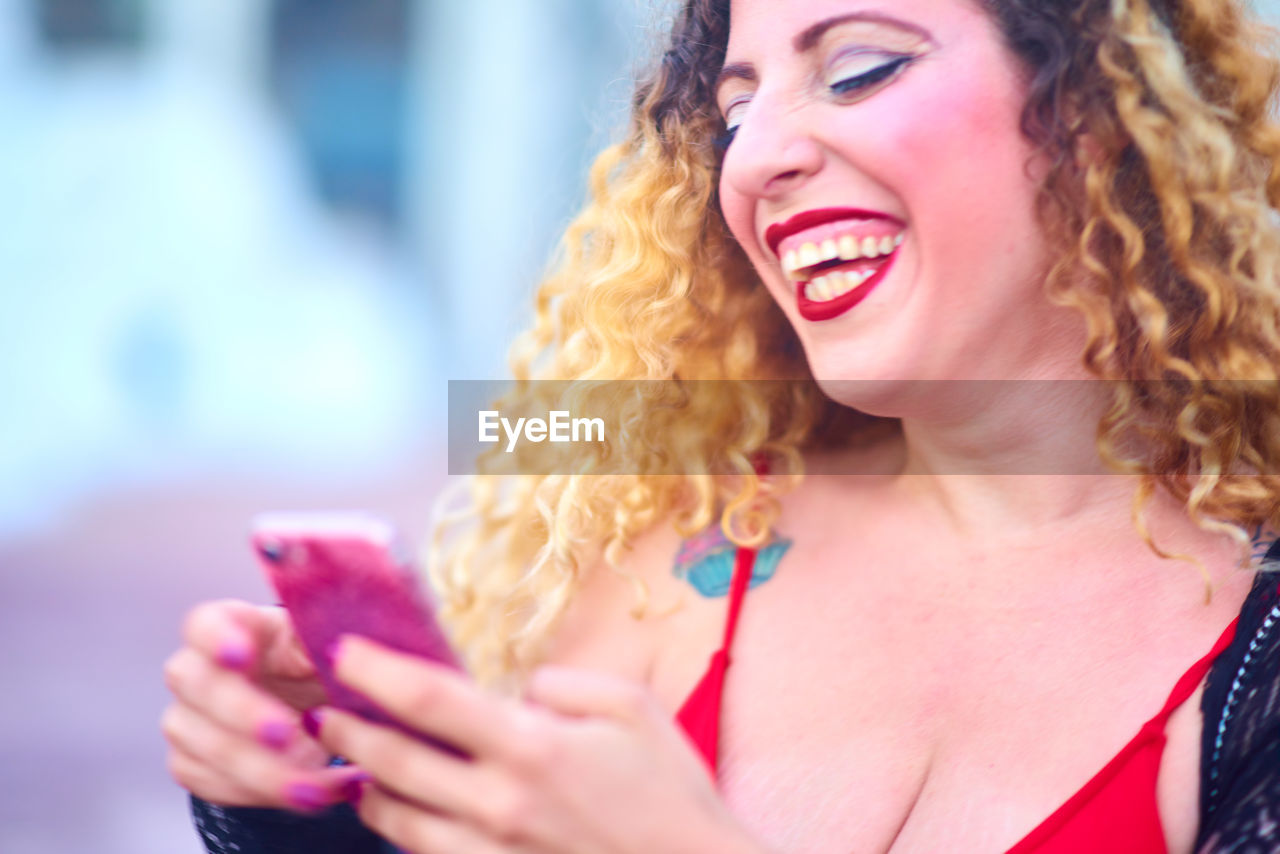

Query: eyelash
[829,53,913,96]
[713,127,738,153]
[714,53,916,154]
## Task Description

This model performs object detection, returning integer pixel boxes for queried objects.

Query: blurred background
[6,1,1280,851]
[0,0,662,850]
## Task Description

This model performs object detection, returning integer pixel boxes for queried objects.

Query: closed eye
[827,53,914,97]
[714,52,918,155]
[715,95,751,153]
[713,125,739,154]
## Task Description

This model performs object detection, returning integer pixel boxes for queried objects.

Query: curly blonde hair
[426,0,1280,687]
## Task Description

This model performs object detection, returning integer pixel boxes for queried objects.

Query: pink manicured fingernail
[258,719,292,751]
[301,707,323,739]
[286,781,333,812]
[341,772,371,806]
[216,642,251,669]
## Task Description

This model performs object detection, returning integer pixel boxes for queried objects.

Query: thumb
[255,604,318,680]
[183,599,312,678]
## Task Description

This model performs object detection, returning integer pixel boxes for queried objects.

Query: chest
[649,541,1233,854]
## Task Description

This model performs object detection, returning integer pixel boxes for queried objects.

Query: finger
[162,700,322,785]
[332,635,510,758]
[166,748,260,806]
[164,647,315,754]
[523,666,660,723]
[182,599,292,672]
[314,707,493,820]
[161,703,365,811]
[357,784,523,854]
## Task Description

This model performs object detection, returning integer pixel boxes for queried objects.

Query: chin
[810,376,928,418]
[807,354,920,415]
[802,339,963,418]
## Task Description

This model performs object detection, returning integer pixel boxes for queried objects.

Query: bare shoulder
[536,518,691,681]
[533,430,903,686]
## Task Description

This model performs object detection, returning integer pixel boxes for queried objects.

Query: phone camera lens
[258,538,286,564]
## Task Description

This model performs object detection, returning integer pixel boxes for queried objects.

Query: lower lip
[795,249,899,322]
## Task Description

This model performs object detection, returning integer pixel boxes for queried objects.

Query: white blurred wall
[0,0,644,540]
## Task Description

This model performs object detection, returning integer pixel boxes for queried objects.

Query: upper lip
[763,207,903,259]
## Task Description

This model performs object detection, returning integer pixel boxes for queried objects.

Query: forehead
[724,0,987,57]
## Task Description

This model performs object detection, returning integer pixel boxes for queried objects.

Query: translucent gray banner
[447,379,1280,475]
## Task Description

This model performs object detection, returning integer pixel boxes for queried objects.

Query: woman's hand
[313,635,767,854]
[161,599,369,812]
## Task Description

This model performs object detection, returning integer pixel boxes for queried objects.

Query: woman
[163,0,1280,851]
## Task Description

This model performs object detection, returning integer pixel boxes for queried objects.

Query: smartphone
[250,512,467,755]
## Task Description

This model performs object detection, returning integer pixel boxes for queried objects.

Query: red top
[674,545,1240,853]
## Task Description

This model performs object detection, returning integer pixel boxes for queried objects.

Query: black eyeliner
[717,53,916,153]
[716,126,739,150]
[829,54,913,95]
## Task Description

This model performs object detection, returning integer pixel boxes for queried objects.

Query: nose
[720,95,824,201]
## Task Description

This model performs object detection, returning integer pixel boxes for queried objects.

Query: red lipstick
[764,207,903,258]
[795,248,900,321]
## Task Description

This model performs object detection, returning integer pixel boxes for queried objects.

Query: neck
[890,378,1142,539]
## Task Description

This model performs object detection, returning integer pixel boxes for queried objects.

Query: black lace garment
[192,794,391,854]
[1195,552,1280,852]
[190,545,1280,854]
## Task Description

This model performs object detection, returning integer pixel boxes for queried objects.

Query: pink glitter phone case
[250,512,466,755]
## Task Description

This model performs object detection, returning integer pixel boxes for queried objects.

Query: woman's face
[716,0,1082,399]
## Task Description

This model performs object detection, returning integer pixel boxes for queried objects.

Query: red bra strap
[722,547,757,652]
[721,455,766,655]
[1152,615,1239,724]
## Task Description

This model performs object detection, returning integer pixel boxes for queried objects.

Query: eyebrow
[794,11,930,52]
[715,62,756,92]
[715,11,931,94]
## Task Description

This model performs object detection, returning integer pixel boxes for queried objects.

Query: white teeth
[780,229,906,285]
[838,235,860,261]
[783,250,798,274]
[846,270,871,291]
[802,269,878,302]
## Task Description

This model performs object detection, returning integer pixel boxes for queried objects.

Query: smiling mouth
[767,216,906,321]
[782,231,903,300]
